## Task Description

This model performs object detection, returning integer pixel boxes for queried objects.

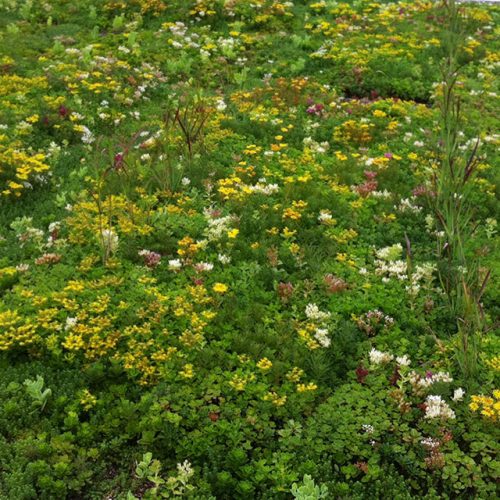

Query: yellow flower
[297,382,318,393]
[263,391,287,406]
[179,363,194,379]
[229,373,255,391]
[286,367,304,382]
[282,227,297,239]
[257,358,273,371]
[227,228,239,239]
[283,208,302,220]
[80,389,97,410]
[213,283,228,294]
[469,392,499,421]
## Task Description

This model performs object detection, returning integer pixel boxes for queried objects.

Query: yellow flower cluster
[263,391,287,406]
[0,145,50,197]
[67,195,154,244]
[229,373,256,391]
[286,367,304,382]
[334,120,374,145]
[257,358,273,371]
[283,200,308,221]
[297,382,318,393]
[0,310,39,351]
[213,283,228,294]
[2,272,216,385]
[80,389,97,410]
[469,391,500,422]
[485,356,500,372]
[298,327,321,350]
[179,363,195,379]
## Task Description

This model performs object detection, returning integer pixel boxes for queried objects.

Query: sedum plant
[291,475,329,500]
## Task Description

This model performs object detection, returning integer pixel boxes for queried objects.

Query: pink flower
[138,249,161,268]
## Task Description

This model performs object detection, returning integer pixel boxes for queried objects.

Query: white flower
[248,182,279,195]
[101,229,118,255]
[80,126,95,144]
[314,328,331,348]
[65,317,78,331]
[424,395,455,420]
[362,424,374,434]
[369,348,393,365]
[318,210,333,223]
[409,371,453,390]
[181,177,191,186]
[396,355,411,367]
[216,99,227,112]
[48,222,60,233]
[452,388,465,401]
[168,259,182,271]
[420,437,440,449]
[194,262,213,272]
[305,303,331,322]
[177,460,194,478]
[375,243,403,262]
[204,211,236,241]
[396,197,422,213]
[218,253,231,264]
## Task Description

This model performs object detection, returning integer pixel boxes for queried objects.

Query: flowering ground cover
[0,0,499,498]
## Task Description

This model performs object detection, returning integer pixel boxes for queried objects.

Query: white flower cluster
[375,259,407,281]
[374,244,435,295]
[168,22,201,50]
[305,304,331,348]
[396,197,422,214]
[369,348,393,365]
[318,210,334,224]
[424,395,456,420]
[80,125,95,144]
[376,243,403,261]
[420,437,440,449]
[303,136,330,154]
[305,303,331,322]
[247,179,280,195]
[218,253,231,264]
[370,189,392,199]
[396,355,411,367]
[100,229,119,255]
[314,328,331,348]
[11,217,45,248]
[46,221,61,247]
[204,210,237,241]
[194,262,214,272]
[176,460,194,478]
[168,259,183,271]
[409,371,453,390]
[65,317,78,331]
[405,263,436,296]
[216,98,227,112]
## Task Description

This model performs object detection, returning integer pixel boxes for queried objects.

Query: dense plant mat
[0,1,498,498]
